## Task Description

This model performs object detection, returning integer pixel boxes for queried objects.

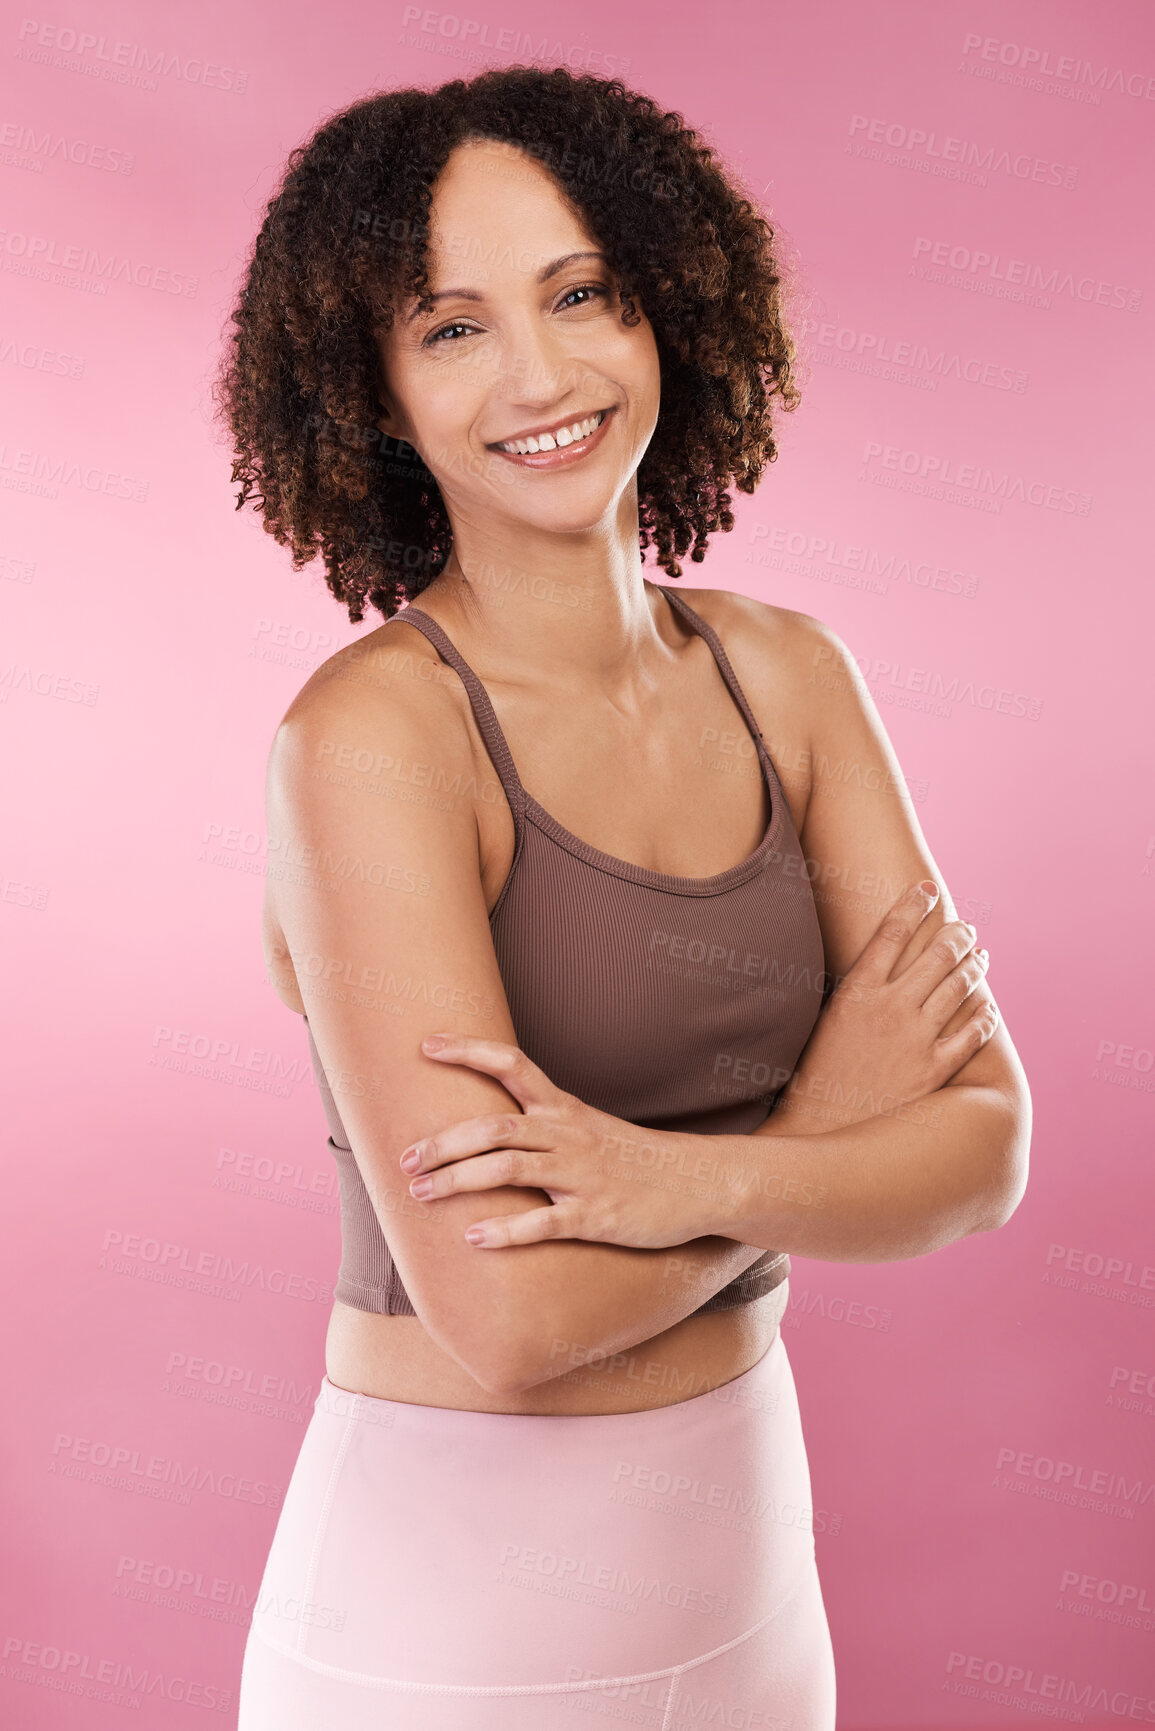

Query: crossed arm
[269,607,1030,1396]
[407,1036,1028,1260]
[398,607,1030,1269]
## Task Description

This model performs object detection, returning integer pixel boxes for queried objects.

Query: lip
[487,406,616,471]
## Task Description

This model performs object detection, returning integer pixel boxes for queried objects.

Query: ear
[376,394,406,441]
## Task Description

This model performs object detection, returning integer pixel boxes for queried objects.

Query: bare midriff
[323,1292,786,1414]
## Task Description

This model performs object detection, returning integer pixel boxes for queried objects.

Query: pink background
[3,0,1153,1723]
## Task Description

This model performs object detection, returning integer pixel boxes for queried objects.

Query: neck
[413,491,677,692]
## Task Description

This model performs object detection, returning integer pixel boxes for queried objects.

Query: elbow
[466,1330,562,1397]
[972,1089,1032,1234]
[472,1364,544,1399]
[976,1168,1028,1233]
[418,1303,561,1399]
[458,1352,557,1402]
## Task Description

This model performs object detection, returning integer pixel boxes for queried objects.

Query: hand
[397,1035,713,1250]
[770,880,998,1135]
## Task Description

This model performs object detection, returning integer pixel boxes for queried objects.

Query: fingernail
[409,1177,433,1200]
[978,948,989,962]
[920,880,938,898]
[423,1034,446,1052]
[399,1148,422,1172]
[464,1227,486,1246]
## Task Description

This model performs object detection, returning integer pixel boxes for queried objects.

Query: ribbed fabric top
[304,585,827,1318]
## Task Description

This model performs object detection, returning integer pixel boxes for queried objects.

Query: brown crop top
[303,584,828,1317]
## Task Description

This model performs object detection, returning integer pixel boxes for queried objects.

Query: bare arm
[268,635,764,1398]
[393,604,1032,1327]
[606,1077,1026,1260]
[403,1034,1027,1268]
[643,608,1032,1255]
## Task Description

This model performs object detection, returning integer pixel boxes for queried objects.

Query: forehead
[422,140,599,283]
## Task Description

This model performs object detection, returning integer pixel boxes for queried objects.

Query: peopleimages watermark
[854,652,1042,721]
[2,1633,232,1712]
[50,1428,283,1508]
[16,18,249,94]
[911,236,1140,313]
[800,315,1027,394]
[945,1649,1155,1720]
[0,437,148,501]
[0,226,198,297]
[748,521,980,599]
[860,440,1091,517]
[100,1227,333,1306]
[1059,1567,1155,1614]
[395,7,632,78]
[992,1445,1153,1519]
[495,1542,730,1617]
[249,617,341,671]
[0,335,85,378]
[150,1023,311,1085]
[0,661,99,704]
[847,114,1077,188]
[609,1460,842,1536]
[0,120,135,175]
[959,33,1155,103]
[1044,1243,1155,1291]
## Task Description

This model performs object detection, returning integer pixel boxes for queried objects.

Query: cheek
[397,358,482,450]
[422,343,490,397]
[423,372,477,428]
[616,324,661,402]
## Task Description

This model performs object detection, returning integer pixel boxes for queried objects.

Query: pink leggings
[238,1328,836,1728]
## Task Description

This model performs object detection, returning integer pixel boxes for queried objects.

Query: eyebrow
[406,251,608,321]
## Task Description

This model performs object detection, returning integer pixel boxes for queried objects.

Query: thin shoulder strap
[385,606,526,821]
[656,585,773,765]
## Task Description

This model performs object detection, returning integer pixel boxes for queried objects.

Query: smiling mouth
[490,407,611,455]
[486,406,616,471]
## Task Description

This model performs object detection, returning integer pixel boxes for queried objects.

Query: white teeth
[498,410,605,455]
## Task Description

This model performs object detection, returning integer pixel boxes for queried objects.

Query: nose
[494,306,597,410]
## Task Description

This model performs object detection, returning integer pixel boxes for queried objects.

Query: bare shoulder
[259,617,483,1010]
[719,592,1028,1102]
[673,583,833,700]
[669,584,835,825]
[275,616,460,736]
[265,614,487,813]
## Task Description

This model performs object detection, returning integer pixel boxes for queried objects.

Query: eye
[421,283,610,348]
[424,320,477,348]
[559,282,609,310]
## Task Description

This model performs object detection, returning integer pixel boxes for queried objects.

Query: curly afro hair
[214,64,801,624]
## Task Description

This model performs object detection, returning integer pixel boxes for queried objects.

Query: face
[374,137,661,548]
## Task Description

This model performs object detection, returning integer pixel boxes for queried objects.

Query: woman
[218,65,1031,1728]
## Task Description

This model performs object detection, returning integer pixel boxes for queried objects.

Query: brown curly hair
[214,64,801,624]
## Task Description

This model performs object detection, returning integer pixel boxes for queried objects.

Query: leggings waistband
[315,1317,786,1435]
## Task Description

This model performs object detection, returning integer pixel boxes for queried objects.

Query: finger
[844,880,942,988]
[464,1205,573,1249]
[932,996,999,1075]
[400,1112,529,1174]
[420,1033,564,1111]
[408,1148,558,1201]
[902,920,980,1006]
[920,947,990,1030]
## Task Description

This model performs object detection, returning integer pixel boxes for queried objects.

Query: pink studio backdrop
[2,0,1152,1724]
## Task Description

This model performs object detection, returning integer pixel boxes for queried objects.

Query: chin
[498,493,624,539]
